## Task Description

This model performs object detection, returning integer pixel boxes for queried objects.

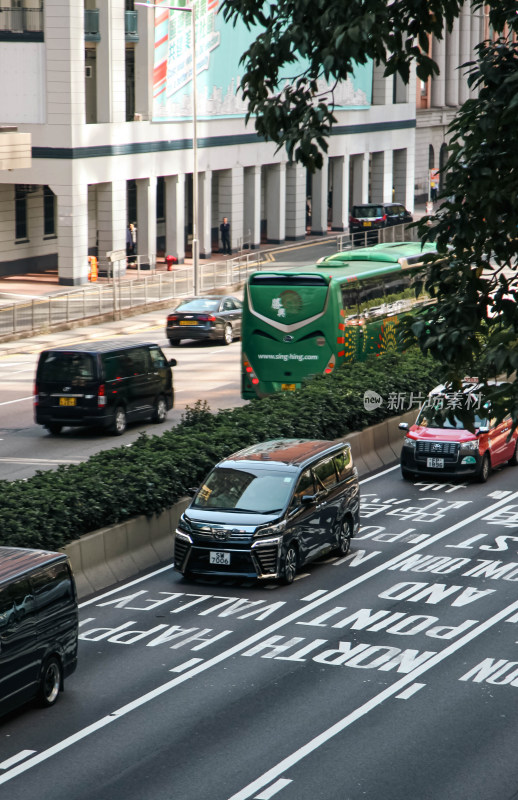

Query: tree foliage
[221,0,516,170]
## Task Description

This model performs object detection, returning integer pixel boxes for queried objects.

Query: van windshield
[352,206,384,218]
[39,352,95,383]
[193,467,295,513]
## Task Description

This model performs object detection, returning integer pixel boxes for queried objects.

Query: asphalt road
[0,238,338,482]
[2,463,518,799]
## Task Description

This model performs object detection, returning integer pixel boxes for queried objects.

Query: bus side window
[341,284,359,315]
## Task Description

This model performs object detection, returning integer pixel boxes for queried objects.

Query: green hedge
[0,349,442,551]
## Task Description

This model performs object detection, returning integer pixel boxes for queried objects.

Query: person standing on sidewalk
[220,217,231,255]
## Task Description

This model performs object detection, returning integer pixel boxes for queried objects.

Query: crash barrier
[64,409,415,599]
[0,224,414,340]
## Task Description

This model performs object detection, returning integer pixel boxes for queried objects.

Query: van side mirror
[398,422,409,431]
[301,494,317,505]
[187,486,198,497]
[169,358,177,367]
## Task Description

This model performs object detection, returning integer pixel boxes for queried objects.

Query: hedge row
[0,349,443,551]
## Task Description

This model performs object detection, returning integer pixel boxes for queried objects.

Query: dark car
[399,383,518,482]
[174,438,360,584]
[349,203,413,242]
[34,340,176,436]
[166,295,242,346]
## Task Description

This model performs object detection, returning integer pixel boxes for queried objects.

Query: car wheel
[476,452,491,483]
[508,438,518,466]
[280,544,298,585]
[153,395,168,424]
[46,423,62,435]
[37,656,62,707]
[223,324,233,345]
[169,339,180,346]
[111,405,127,436]
[401,467,415,481]
[337,518,353,557]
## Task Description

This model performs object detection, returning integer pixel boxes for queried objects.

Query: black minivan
[0,547,78,718]
[34,340,176,435]
[174,439,360,584]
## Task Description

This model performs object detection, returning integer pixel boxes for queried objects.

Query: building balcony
[0,4,43,41]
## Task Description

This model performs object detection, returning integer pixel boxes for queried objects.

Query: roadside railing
[0,224,416,338]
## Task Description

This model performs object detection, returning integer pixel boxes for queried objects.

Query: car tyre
[280,544,298,585]
[223,324,233,345]
[111,405,127,436]
[401,467,415,481]
[46,423,62,435]
[169,338,180,346]
[153,395,168,424]
[476,452,491,483]
[37,656,62,707]
[337,518,353,557]
[508,438,518,466]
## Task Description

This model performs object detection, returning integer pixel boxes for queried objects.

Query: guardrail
[0,224,416,338]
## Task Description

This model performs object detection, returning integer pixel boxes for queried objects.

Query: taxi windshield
[416,405,489,430]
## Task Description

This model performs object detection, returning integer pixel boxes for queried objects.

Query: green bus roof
[250,242,436,284]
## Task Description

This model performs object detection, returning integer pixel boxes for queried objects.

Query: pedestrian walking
[220,217,231,255]
[430,181,438,202]
[126,224,134,257]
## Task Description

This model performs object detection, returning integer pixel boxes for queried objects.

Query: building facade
[0,0,418,285]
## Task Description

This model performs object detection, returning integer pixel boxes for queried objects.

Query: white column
[96,180,127,268]
[165,174,185,263]
[383,150,394,203]
[136,176,157,264]
[331,155,350,231]
[244,165,261,249]
[350,154,367,206]
[53,182,89,285]
[266,163,286,244]
[311,157,328,236]
[97,0,126,123]
[218,167,244,253]
[198,169,212,258]
[446,18,460,107]
[285,162,306,240]
[459,6,471,105]
[469,11,483,99]
[372,63,392,106]
[134,4,154,120]
[45,0,85,126]
[431,36,446,107]
[370,152,384,203]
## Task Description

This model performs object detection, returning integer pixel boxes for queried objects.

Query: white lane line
[359,464,399,482]
[2,490,517,786]
[228,597,518,800]
[0,395,34,406]
[170,658,203,673]
[79,563,176,608]
[0,751,36,770]
[396,683,426,700]
[254,779,292,798]
[301,590,329,602]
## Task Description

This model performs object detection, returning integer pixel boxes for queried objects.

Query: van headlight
[177,515,192,533]
[254,520,286,538]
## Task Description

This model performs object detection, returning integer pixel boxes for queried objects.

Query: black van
[34,340,176,435]
[174,439,360,584]
[0,547,78,718]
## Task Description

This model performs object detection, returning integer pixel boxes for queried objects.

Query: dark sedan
[166,295,242,346]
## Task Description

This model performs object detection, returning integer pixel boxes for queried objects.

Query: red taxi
[399,383,518,482]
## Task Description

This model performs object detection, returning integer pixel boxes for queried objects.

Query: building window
[428,145,435,170]
[157,177,165,222]
[43,186,56,236]
[15,185,28,240]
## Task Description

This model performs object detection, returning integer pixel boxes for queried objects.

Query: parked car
[399,383,518,482]
[166,295,242,346]
[349,203,413,242]
[0,547,78,718]
[34,340,176,436]
[174,438,360,584]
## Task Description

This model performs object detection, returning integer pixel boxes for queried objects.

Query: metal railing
[0,224,417,339]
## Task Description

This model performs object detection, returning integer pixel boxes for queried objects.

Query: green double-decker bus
[241,241,436,399]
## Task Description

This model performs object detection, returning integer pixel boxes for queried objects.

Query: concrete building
[415,5,487,202]
[0,0,416,285]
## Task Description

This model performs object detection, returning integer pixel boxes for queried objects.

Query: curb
[64,410,415,599]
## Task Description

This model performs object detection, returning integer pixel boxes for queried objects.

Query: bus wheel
[37,657,62,707]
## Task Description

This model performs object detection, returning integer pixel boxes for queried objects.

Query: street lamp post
[136,1,200,295]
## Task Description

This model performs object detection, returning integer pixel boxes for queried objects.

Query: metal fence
[0,224,416,338]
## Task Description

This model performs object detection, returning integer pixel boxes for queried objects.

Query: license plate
[59,397,76,407]
[281,383,296,391]
[179,320,198,326]
[210,551,230,565]
[427,457,444,468]
[363,221,372,227]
